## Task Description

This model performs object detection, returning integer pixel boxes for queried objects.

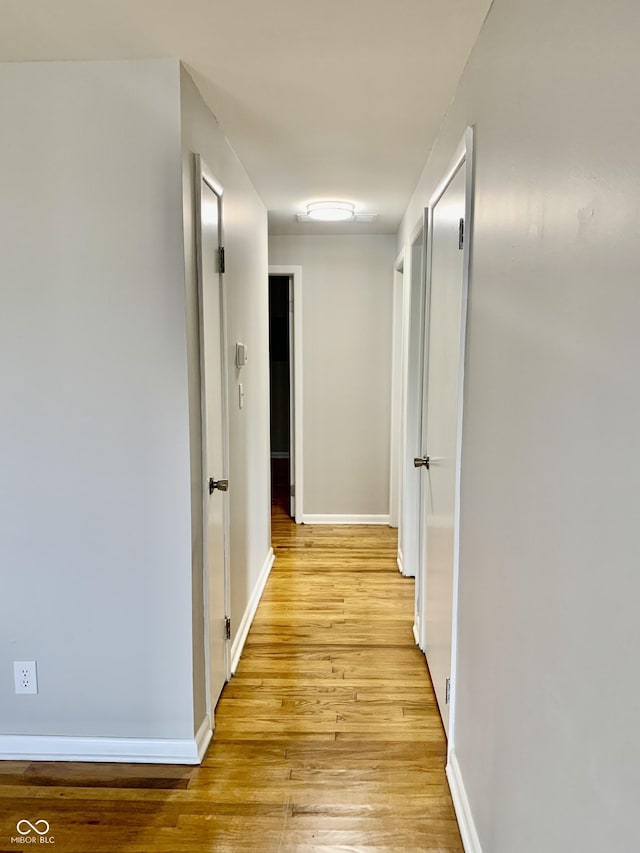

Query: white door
[199,175,228,710]
[419,163,467,735]
[400,229,425,582]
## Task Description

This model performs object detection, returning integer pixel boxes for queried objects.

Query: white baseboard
[412,622,420,646]
[397,545,419,578]
[397,551,415,578]
[301,514,390,525]
[195,714,213,762]
[229,547,275,674]
[446,751,483,853]
[0,714,212,765]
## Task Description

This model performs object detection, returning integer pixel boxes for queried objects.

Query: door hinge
[290,484,295,497]
[445,677,451,704]
[458,219,464,250]
[209,477,229,494]
[225,616,231,640]
[218,246,226,274]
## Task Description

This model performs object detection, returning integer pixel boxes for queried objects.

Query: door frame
[409,211,429,641]
[194,154,232,721]
[389,251,405,531]
[399,218,427,589]
[417,127,475,752]
[268,265,303,523]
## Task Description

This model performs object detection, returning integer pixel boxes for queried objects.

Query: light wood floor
[0,507,462,852]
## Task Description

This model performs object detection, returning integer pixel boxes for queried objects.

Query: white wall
[0,60,194,740]
[0,60,271,756]
[399,1,640,850]
[180,67,271,726]
[269,235,395,519]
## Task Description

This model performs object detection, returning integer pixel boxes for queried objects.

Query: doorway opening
[268,265,303,523]
[268,274,291,516]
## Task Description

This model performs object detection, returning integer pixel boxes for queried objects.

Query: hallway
[0,510,462,852]
[212,506,463,849]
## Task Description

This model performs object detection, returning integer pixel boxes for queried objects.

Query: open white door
[196,157,230,715]
[416,130,473,737]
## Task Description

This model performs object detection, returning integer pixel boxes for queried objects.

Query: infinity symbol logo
[16,819,50,836]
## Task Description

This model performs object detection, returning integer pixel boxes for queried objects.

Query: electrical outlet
[14,661,37,695]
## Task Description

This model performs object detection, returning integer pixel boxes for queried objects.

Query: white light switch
[236,343,248,368]
[238,383,244,409]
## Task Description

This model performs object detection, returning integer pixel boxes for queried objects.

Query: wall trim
[389,260,405,529]
[0,714,212,765]
[230,548,275,674]
[446,751,483,853]
[195,714,213,762]
[397,545,415,578]
[301,514,390,526]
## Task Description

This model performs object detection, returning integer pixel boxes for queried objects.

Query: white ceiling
[0,0,491,234]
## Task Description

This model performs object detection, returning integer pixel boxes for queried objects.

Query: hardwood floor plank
[0,506,461,851]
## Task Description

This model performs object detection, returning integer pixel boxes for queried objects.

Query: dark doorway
[268,275,291,515]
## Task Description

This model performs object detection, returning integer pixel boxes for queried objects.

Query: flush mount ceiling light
[305,201,355,221]
[297,201,378,223]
